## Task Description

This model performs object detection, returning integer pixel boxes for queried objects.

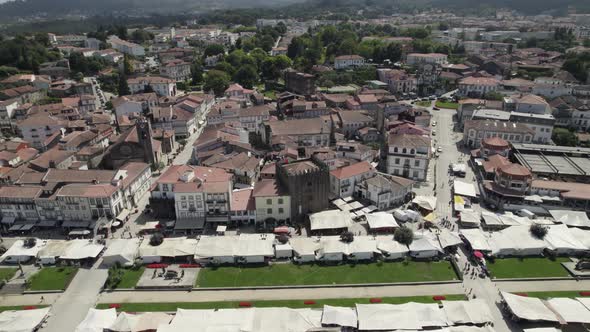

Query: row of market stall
[0,238,105,264]
[0,307,50,332]
[458,210,590,229]
[75,300,495,332]
[501,291,590,324]
[460,224,590,257]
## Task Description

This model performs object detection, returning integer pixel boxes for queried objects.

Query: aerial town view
[1,0,590,331]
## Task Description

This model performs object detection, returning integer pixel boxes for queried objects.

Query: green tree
[394,226,414,246]
[204,70,230,96]
[123,55,134,76]
[530,224,548,239]
[131,29,154,43]
[118,72,130,96]
[204,44,225,57]
[552,128,578,146]
[214,61,236,76]
[191,62,203,85]
[233,64,259,89]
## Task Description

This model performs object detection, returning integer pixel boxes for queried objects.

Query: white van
[516,209,536,219]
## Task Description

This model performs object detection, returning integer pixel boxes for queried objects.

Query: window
[278,198,283,204]
[266,198,272,205]
[279,208,284,214]
[402,148,407,154]
[162,184,169,191]
[414,160,420,167]
[395,158,400,165]
[267,208,272,214]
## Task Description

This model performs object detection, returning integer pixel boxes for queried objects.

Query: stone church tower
[136,117,156,166]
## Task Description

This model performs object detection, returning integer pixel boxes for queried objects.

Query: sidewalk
[98,283,466,304]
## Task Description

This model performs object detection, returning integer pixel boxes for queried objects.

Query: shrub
[530,224,548,239]
[394,226,414,246]
[149,233,164,246]
[340,231,354,243]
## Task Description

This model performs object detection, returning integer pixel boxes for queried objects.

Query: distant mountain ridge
[0,0,588,20]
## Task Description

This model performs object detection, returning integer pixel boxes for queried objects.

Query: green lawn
[435,100,459,109]
[118,267,145,289]
[0,268,17,281]
[263,90,277,100]
[26,267,78,291]
[415,101,432,107]
[196,261,458,287]
[96,294,466,311]
[487,258,570,279]
[523,291,590,299]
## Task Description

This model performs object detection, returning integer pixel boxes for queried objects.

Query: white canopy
[60,240,104,260]
[549,210,590,228]
[567,228,590,249]
[459,229,492,252]
[501,292,559,322]
[412,196,437,210]
[75,308,117,332]
[309,210,352,231]
[102,239,140,267]
[158,307,322,332]
[321,305,357,327]
[37,240,70,261]
[347,237,378,255]
[194,236,236,259]
[442,300,494,324]
[0,239,45,263]
[356,302,448,330]
[139,237,198,259]
[544,224,588,253]
[365,212,399,229]
[376,236,409,257]
[409,236,442,257]
[460,210,481,227]
[289,237,321,257]
[109,312,172,332]
[454,180,477,198]
[489,227,546,257]
[576,297,590,311]
[481,211,504,227]
[546,297,590,323]
[236,234,274,258]
[437,229,463,248]
[0,307,51,332]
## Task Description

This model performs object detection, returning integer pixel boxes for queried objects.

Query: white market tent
[194,235,236,264]
[0,307,51,332]
[437,229,463,249]
[412,196,437,211]
[157,307,322,332]
[109,312,172,332]
[37,240,71,265]
[321,305,357,328]
[274,243,293,258]
[290,237,321,262]
[454,180,477,198]
[347,237,378,260]
[309,210,353,231]
[481,211,504,228]
[459,229,493,252]
[576,297,590,311]
[235,234,274,263]
[102,238,141,267]
[75,308,117,332]
[489,227,546,257]
[546,298,590,323]
[375,236,409,259]
[139,237,198,263]
[501,292,559,322]
[544,224,588,255]
[60,239,104,260]
[0,239,45,263]
[460,210,481,228]
[409,235,442,258]
[549,210,590,228]
[317,236,348,261]
[365,212,399,230]
[568,228,590,249]
[442,300,494,325]
[356,302,448,330]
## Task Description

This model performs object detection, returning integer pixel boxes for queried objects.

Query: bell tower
[136,116,156,166]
